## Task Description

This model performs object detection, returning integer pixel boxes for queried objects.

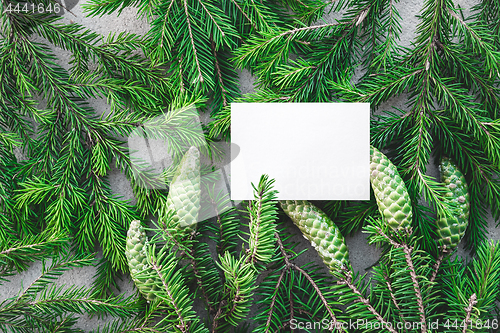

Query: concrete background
[1,0,499,331]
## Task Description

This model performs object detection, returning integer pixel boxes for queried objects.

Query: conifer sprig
[252,229,345,333]
[441,240,500,329]
[327,217,500,333]
[1,5,223,296]
[244,174,279,266]
[83,0,334,142]
[236,0,500,252]
[0,231,69,280]
[143,245,209,333]
[214,252,256,329]
[1,0,500,330]
[0,250,140,333]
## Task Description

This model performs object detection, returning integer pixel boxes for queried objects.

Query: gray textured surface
[1,0,498,331]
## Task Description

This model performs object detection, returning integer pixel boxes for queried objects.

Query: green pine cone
[165,146,201,236]
[125,220,158,301]
[436,157,470,249]
[370,146,412,232]
[279,200,350,272]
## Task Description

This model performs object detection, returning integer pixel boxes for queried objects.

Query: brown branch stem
[463,294,477,333]
[375,228,427,333]
[337,267,398,333]
[276,233,345,332]
[383,272,408,328]
[430,245,448,283]
[264,269,286,333]
[151,261,189,333]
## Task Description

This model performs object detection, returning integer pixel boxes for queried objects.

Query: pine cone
[370,146,412,232]
[125,220,158,301]
[279,200,350,272]
[436,157,470,249]
[165,146,201,236]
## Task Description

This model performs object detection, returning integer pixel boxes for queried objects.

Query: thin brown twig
[17,256,95,301]
[362,68,424,103]
[0,241,55,256]
[53,0,76,17]
[375,227,401,248]
[265,270,286,333]
[337,267,398,333]
[178,56,185,92]
[291,6,370,100]
[208,190,225,254]
[463,294,477,333]
[277,320,291,331]
[295,40,311,45]
[212,269,243,332]
[150,261,188,333]
[296,308,323,321]
[189,252,215,315]
[293,0,310,8]
[383,271,408,329]
[211,300,226,333]
[292,264,342,331]
[276,22,339,39]
[430,245,448,283]
[403,245,427,333]
[289,287,295,333]
[375,228,427,333]
[226,285,242,321]
[228,0,256,29]
[276,233,345,333]
[196,0,225,37]
[159,220,190,255]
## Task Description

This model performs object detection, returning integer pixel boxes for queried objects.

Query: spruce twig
[276,233,345,333]
[336,266,397,333]
[264,269,286,333]
[375,227,427,332]
[383,271,409,328]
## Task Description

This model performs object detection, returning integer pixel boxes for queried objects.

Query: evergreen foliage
[0,241,140,332]
[234,0,500,254]
[1,2,220,297]
[0,0,499,331]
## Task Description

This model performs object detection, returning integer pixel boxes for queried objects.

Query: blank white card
[230,103,370,200]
